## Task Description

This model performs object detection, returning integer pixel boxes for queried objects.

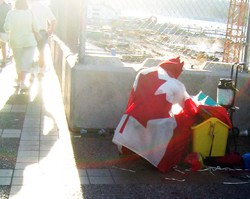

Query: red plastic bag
[184,152,204,171]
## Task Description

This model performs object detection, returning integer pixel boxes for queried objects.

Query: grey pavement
[0,51,250,199]
[0,53,82,198]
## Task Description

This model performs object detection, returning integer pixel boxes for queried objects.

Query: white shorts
[12,46,36,73]
[0,32,8,43]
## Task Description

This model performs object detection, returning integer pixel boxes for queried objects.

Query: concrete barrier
[70,55,138,130]
[50,37,250,132]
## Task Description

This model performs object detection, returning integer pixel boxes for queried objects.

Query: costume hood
[158,57,184,79]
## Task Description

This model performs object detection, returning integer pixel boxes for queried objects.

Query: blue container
[111,48,116,56]
[242,153,250,170]
[196,91,217,106]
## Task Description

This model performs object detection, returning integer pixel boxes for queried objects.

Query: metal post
[243,1,250,71]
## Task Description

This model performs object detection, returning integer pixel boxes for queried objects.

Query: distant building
[87,4,119,25]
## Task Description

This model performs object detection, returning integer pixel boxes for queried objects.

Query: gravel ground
[81,183,250,199]
[72,132,123,169]
[73,132,250,199]
[0,92,26,197]
[71,132,154,170]
[0,112,25,129]
[0,125,20,198]
[71,132,250,170]
[0,138,19,169]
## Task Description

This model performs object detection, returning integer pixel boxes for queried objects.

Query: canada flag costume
[112,57,232,172]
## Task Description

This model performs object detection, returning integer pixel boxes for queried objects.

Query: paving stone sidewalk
[0,63,82,199]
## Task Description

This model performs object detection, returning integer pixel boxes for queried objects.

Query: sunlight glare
[0,64,17,110]
[42,115,55,135]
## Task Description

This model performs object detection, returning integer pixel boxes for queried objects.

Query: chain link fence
[85,0,250,69]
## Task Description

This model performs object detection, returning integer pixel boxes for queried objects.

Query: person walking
[0,0,11,68]
[29,0,56,78]
[4,0,40,90]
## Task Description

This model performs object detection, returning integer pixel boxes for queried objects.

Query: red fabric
[119,115,130,133]
[198,105,232,128]
[125,71,171,128]
[158,56,184,78]
[157,98,198,172]
[156,99,232,172]
[123,56,185,129]
[184,152,204,171]
[216,152,243,166]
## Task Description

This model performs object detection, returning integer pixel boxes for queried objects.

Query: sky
[88,0,230,23]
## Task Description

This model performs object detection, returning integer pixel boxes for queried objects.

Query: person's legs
[0,41,6,67]
[0,33,9,67]
[12,48,22,85]
[37,31,48,77]
[20,46,36,88]
[38,49,45,75]
[12,46,36,89]
[0,42,6,58]
[30,47,40,83]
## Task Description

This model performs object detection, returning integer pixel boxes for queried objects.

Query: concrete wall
[50,37,250,132]
[70,55,138,130]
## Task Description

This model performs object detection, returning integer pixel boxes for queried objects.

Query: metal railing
[50,0,250,70]
[84,0,249,69]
